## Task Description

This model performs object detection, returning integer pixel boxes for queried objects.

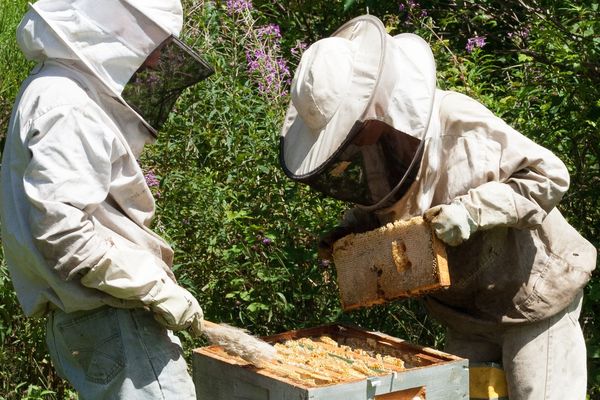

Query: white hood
[16,0,183,133]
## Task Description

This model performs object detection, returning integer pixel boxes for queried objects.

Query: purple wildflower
[507,27,530,48]
[262,237,272,245]
[319,259,331,267]
[290,41,307,57]
[256,24,281,39]
[226,0,252,15]
[144,171,160,187]
[466,36,486,53]
[226,1,290,99]
[398,0,428,25]
[244,31,291,99]
[147,74,159,85]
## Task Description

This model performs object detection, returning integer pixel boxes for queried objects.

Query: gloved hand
[318,226,353,262]
[145,278,204,336]
[423,202,477,246]
[318,207,382,261]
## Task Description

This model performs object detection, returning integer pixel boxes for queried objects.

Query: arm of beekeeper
[23,104,202,333]
[424,92,569,245]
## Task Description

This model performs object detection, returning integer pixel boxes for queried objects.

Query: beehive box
[332,217,450,310]
[193,324,468,399]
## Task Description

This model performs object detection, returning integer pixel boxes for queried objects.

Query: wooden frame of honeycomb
[332,216,450,310]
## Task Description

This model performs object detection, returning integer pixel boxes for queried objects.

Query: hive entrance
[376,387,426,399]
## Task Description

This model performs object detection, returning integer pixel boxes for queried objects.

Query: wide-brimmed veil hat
[279,14,437,209]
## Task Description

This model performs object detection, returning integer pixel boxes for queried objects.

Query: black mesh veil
[121,36,214,134]
[280,120,424,210]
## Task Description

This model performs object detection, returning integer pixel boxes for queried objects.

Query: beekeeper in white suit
[280,15,597,399]
[0,0,213,398]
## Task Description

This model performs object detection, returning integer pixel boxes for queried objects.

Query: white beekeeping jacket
[0,0,185,316]
[379,90,596,324]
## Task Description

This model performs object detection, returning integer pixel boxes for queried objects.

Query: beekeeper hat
[279,15,437,209]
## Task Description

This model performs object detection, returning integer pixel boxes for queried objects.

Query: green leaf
[517,53,533,63]
[247,302,269,312]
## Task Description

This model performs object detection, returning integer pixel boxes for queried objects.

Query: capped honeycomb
[262,336,406,387]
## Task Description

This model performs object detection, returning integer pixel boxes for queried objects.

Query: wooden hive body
[332,216,450,310]
[193,324,468,399]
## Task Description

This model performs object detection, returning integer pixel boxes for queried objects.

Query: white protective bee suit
[280,15,597,399]
[0,0,210,397]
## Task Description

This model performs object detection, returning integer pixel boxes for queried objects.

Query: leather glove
[423,202,477,246]
[144,278,204,336]
[318,226,353,262]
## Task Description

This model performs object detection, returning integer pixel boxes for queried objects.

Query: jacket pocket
[515,209,596,322]
[58,307,125,384]
[515,252,592,322]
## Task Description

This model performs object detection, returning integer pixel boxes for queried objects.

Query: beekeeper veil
[279,15,437,210]
[17,0,214,136]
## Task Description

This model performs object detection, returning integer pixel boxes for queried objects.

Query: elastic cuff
[140,277,167,305]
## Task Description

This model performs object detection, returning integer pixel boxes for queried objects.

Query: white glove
[423,202,477,246]
[144,278,204,336]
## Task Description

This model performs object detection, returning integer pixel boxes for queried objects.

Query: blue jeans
[46,306,196,399]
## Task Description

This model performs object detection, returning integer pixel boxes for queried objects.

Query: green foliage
[0,0,598,396]
[0,0,32,140]
[143,1,346,335]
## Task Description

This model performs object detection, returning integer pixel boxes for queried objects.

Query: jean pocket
[131,308,183,359]
[58,307,125,384]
